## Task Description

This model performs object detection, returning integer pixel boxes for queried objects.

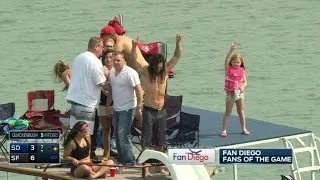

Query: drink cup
[110,167,116,177]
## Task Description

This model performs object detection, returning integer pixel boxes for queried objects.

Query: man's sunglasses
[104,45,114,49]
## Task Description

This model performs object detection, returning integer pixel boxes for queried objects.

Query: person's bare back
[100,25,148,70]
[114,35,147,69]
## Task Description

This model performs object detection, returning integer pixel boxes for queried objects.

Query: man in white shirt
[106,51,143,165]
[66,36,106,139]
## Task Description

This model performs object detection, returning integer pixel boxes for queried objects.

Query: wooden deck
[0,148,174,180]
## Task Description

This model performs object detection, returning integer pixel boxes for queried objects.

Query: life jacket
[225,66,245,92]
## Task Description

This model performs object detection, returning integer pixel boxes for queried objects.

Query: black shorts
[142,106,167,148]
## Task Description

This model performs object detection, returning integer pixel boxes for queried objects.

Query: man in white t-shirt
[66,36,106,138]
[106,51,143,165]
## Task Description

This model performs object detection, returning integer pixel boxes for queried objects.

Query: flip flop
[220,132,227,137]
[241,131,250,135]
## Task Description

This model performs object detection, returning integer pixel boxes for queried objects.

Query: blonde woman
[54,60,71,91]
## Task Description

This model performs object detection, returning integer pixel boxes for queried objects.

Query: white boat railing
[282,133,320,180]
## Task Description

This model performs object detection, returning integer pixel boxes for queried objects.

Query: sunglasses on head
[80,124,88,131]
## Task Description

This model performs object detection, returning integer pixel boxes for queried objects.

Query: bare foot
[241,130,250,135]
[88,174,95,179]
[88,172,101,179]
[220,130,227,137]
[144,169,152,177]
[144,167,152,177]
[158,168,169,176]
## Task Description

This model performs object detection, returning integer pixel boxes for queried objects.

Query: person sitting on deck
[63,121,114,179]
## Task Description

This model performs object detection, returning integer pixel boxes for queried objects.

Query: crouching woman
[63,121,114,178]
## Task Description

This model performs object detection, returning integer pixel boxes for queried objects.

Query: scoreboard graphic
[9,131,60,164]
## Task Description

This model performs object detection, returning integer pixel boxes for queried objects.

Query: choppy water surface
[1,0,320,179]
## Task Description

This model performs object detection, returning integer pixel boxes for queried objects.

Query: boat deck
[182,106,311,148]
[0,106,312,179]
[0,148,172,180]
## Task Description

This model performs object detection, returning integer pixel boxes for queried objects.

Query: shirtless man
[132,34,184,176]
[100,25,146,69]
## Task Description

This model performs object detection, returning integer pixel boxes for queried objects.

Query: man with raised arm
[132,34,184,176]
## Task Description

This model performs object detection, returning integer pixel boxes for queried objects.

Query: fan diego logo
[168,149,215,164]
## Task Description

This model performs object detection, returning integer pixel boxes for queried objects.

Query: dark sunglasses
[104,45,114,49]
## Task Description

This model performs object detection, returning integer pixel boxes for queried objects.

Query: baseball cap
[100,26,116,38]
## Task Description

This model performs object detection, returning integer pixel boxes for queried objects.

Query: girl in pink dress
[220,42,249,137]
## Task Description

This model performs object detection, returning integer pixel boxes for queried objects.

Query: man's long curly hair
[147,54,166,83]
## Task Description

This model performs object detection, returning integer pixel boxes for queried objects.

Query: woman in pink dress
[220,42,249,137]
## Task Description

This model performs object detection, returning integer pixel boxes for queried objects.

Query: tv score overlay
[168,149,215,164]
[220,149,292,164]
[167,148,292,165]
[9,131,60,164]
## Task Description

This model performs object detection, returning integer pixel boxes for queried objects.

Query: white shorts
[226,93,245,102]
[97,105,107,116]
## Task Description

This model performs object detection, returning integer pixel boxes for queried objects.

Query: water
[1,0,320,179]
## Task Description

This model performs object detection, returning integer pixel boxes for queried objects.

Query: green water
[1,0,320,179]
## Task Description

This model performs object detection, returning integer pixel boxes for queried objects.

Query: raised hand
[132,36,139,45]
[115,14,123,26]
[131,36,139,51]
[176,34,184,42]
[230,42,238,50]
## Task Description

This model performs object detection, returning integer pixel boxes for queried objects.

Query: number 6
[30,155,34,161]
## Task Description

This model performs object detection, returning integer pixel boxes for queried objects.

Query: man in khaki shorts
[66,36,106,144]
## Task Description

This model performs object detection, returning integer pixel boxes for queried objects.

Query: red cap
[100,26,116,38]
